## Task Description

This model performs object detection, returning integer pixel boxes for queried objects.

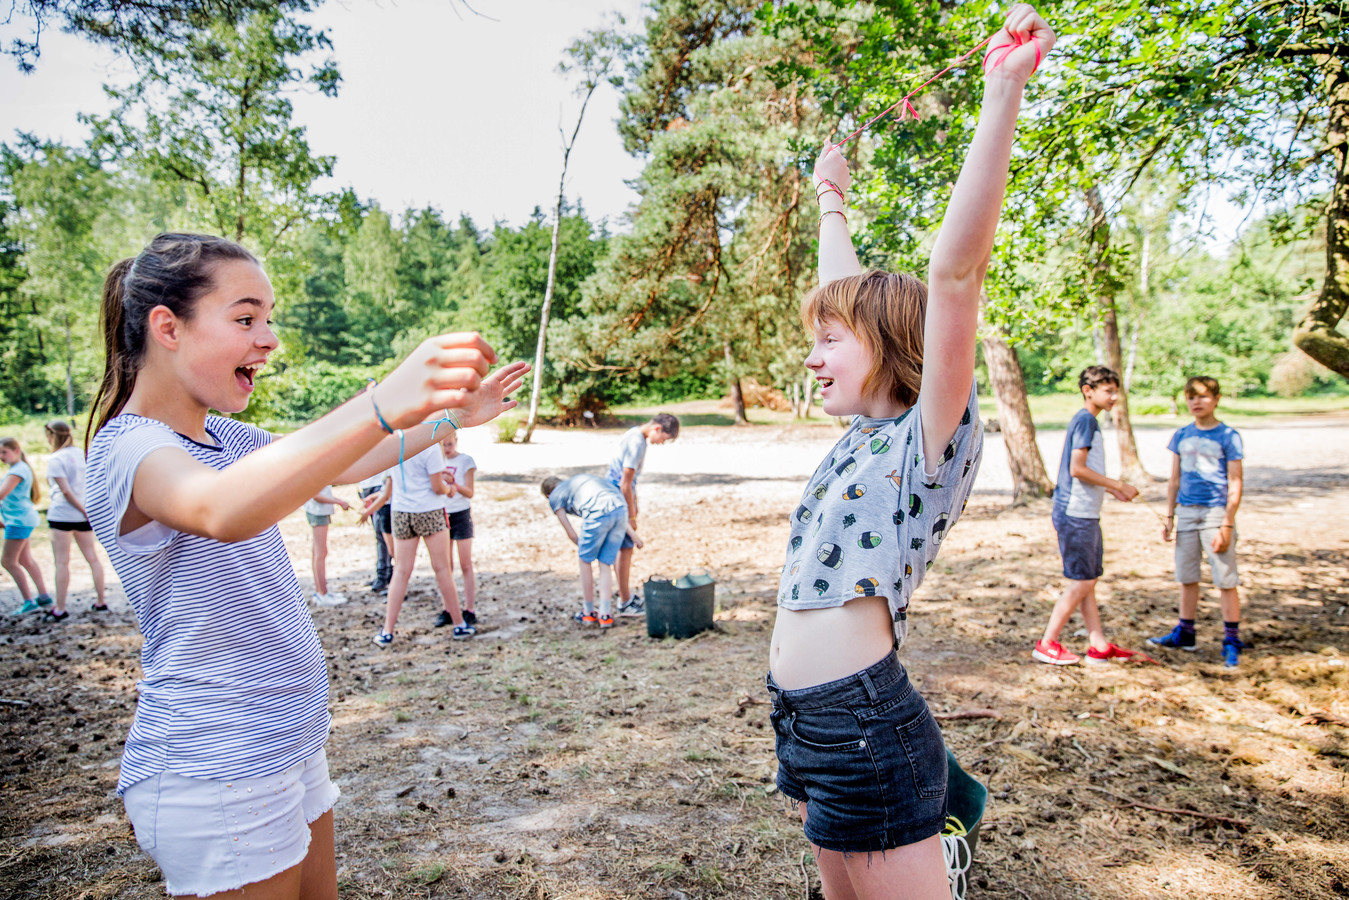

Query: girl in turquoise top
[0,436,52,614]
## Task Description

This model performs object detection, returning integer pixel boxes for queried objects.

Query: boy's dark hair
[1078,365,1120,391]
[651,413,680,439]
[1184,376,1220,398]
[540,476,562,497]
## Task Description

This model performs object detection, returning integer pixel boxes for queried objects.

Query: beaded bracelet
[819,209,848,226]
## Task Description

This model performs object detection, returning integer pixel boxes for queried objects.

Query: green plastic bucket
[945,748,988,858]
[644,573,715,639]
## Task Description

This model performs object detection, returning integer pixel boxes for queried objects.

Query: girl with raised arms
[84,232,527,900]
[768,7,1054,898]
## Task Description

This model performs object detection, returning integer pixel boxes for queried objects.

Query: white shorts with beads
[121,748,339,897]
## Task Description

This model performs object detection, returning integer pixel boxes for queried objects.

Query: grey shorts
[1174,505,1239,588]
[305,512,331,528]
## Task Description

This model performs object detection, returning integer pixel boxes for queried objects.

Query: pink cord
[833,31,1039,149]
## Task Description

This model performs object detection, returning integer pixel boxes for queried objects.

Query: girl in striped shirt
[84,233,527,899]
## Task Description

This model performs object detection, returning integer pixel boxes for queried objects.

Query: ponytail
[0,438,39,503]
[86,234,258,449]
[45,420,74,451]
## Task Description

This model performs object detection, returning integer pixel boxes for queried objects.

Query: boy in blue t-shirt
[1033,366,1140,665]
[1148,376,1246,666]
[542,474,643,629]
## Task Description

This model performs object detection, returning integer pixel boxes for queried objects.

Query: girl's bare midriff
[770,595,896,690]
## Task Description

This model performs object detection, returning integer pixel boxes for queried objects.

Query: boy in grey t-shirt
[605,413,679,612]
[1033,366,1138,666]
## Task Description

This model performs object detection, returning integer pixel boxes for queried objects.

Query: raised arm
[813,143,862,285]
[126,336,526,543]
[920,4,1055,463]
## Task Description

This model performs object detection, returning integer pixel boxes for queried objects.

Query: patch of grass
[407,863,445,884]
[393,709,412,723]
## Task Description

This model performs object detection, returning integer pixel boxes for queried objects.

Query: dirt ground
[2,411,1347,899]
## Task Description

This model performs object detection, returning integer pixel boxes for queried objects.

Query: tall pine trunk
[1085,185,1149,484]
[724,342,748,424]
[1293,54,1349,377]
[983,330,1053,504]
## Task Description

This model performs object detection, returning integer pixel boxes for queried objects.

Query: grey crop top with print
[776,383,984,647]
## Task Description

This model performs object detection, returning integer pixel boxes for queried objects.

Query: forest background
[1,0,1346,499]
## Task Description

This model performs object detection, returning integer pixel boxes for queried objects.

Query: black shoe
[462,609,477,627]
[433,610,456,628]
[370,579,389,595]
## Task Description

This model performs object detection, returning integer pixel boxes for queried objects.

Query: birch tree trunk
[983,331,1053,504]
[1084,185,1149,483]
[521,69,608,443]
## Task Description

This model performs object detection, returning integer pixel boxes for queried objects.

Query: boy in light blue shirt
[1149,376,1246,666]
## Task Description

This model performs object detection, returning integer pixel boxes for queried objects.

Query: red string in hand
[832,27,1039,149]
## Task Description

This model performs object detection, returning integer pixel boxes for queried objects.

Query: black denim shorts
[767,652,948,853]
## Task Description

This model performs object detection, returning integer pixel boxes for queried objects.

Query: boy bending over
[542,474,643,630]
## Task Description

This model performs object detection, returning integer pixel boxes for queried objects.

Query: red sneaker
[1032,639,1081,666]
[1086,642,1136,664]
[598,614,615,629]
[574,609,598,625]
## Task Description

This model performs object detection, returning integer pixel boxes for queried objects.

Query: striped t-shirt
[86,414,329,794]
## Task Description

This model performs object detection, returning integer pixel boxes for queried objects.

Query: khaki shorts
[393,509,446,540]
[1174,505,1239,588]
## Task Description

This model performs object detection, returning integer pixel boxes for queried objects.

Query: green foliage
[239,359,376,426]
[85,5,338,249]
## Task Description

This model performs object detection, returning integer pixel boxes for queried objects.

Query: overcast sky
[0,0,646,229]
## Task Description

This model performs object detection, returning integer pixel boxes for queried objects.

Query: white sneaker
[314,592,347,607]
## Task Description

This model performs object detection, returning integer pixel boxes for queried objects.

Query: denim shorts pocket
[786,709,869,752]
[894,706,947,800]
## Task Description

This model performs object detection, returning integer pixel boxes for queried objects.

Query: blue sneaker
[1147,625,1197,651]
[452,623,476,640]
[10,598,44,616]
[372,631,394,648]
[1222,638,1247,668]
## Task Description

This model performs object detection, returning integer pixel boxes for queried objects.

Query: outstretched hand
[447,360,532,430]
[983,4,1055,85]
[376,332,498,430]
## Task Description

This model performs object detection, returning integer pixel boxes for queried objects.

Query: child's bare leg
[383,537,419,634]
[2,539,34,599]
[426,530,463,623]
[1077,589,1109,651]
[597,564,614,618]
[616,546,633,603]
[1179,582,1200,620]
[18,543,48,597]
[51,530,72,613]
[800,802,946,900]
[1041,578,1095,644]
[1219,587,1240,624]
[73,530,107,606]
[456,539,476,612]
[311,524,329,596]
[577,559,595,611]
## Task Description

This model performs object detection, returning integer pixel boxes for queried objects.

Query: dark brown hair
[87,234,257,447]
[650,413,680,440]
[1078,365,1120,392]
[800,269,928,410]
[0,437,40,502]
[540,476,562,497]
